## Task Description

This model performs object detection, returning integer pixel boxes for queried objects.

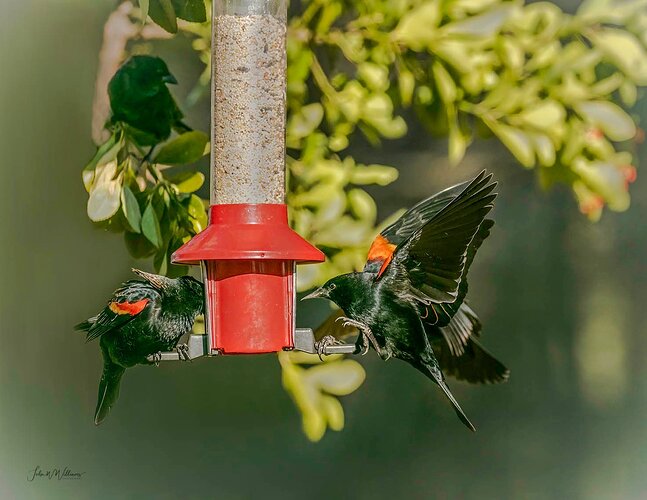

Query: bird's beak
[132,268,170,290]
[301,286,326,301]
[162,74,178,85]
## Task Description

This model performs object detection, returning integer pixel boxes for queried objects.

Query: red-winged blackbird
[108,55,190,145]
[76,269,203,425]
[304,171,508,431]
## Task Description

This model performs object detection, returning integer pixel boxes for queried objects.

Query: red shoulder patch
[109,298,150,316]
[367,235,397,277]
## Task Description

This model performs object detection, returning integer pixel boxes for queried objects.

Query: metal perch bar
[293,328,357,355]
[148,328,356,361]
[146,334,208,362]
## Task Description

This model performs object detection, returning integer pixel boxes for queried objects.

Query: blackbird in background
[304,171,507,431]
[108,55,190,145]
[76,269,203,425]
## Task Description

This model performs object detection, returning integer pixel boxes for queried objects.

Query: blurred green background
[0,1,646,499]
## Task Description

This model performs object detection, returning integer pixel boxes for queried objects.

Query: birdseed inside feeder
[172,0,327,355]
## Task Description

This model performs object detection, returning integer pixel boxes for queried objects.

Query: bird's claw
[314,335,343,361]
[151,351,162,367]
[176,343,191,362]
[336,317,385,358]
[335,316,363,330]
[354,334,370,356]
[379,349,392,361]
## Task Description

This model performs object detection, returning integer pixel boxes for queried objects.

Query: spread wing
[75,280,158,342]
[380,171,497,304]
[420,218,494,333]
[363,178,471,275]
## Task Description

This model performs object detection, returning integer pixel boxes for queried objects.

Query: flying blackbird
[304,171,506,431]
[76,269,203,425]
[108,55,190,145]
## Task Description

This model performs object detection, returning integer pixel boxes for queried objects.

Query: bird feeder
[171,0,325,355]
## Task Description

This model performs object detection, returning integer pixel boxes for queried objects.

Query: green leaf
[578,0,647,24]
[394,1,441,49]
[516,100,566,132]
[316,1,343,34]
[312,216,372,247]
[174,171,205,193]
[619,80,637,107]
[142,202,163,248]
[149,0,178,34]
[575,101,636,142]
[398,70,415,106]
[347,189,377,223]
[167,262,189,279]
[84,131,118,172]
[573,160,630,212]
[448,111,468,166]
[287,104,324,141]
[432,62,456,103]
[329,135,349,152]
[358,63,389,92]
[154,247,169,275]
[278,351,366,442]
[572,181,603,221]
[305,360,366,396]
[154,131,209,165]
[350,164,399,186]
[314,192,346,227]
[171,0,206,22]
[83,132,120,191]
[187,194,208,233]
[415,85,434,105]
[337,81,366,122]
[442,5,515,38]
[485,119,535,168]
[124,232,156,259]
[121,186,142,233]
[291,184,342,208]
[321,395,344,431]
[529,133,556,167]
[587,28,647,84]
[590,73,624,97]
[138,0,150,22]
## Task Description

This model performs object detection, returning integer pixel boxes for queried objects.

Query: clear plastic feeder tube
[212,0,288,204]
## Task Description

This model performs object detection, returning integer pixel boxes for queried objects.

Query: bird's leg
[176,343,191,362]
[151,351,162,367]
[335,316,383,357]
[313,335,344,361]
[378,345,393,361]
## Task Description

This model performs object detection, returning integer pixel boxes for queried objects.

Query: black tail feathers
[415,361,476,432]
[94,362,126,425]
[436,378,476,432]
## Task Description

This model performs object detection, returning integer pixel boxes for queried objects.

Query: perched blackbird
[304,171,507,431]
[108,55,190,145]
[76,269,203,425]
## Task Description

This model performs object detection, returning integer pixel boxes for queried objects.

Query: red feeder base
[204,260,295,354]
[172,204,324,355]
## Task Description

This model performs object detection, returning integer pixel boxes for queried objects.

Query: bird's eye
[329,284,336,291]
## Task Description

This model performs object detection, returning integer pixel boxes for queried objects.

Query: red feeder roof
[172,204,325,265]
